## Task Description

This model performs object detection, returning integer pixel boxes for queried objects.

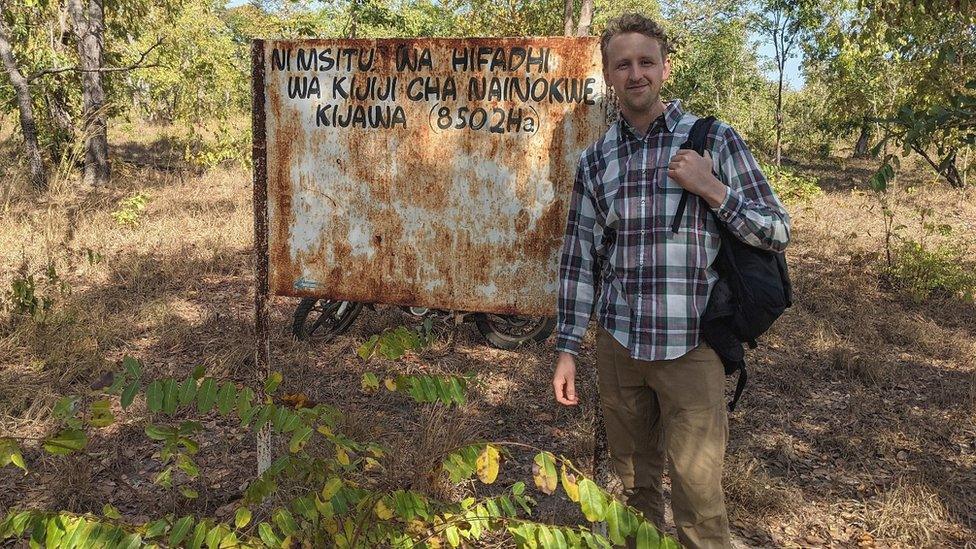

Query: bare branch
[27,37,163,82]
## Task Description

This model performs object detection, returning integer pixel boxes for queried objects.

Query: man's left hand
[667,150,727,209]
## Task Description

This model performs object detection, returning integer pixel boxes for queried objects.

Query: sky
[227,0,806,89]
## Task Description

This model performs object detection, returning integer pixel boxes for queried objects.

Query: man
[552,13,791,549]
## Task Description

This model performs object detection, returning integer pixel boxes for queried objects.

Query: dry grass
[1,125,975,546]
[866,479,951,547]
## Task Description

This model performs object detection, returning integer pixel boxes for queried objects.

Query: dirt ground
[1,128,975,547]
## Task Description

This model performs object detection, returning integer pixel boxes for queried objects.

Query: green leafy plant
[110,192,151,226]
[760,160,823,204]
[868,161,975,302]
[0,345,679,548]
[183,123,252,171]
[357,323,434,361]
[3,262,69,318]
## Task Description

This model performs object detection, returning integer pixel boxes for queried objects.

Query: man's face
[602,32,671,117]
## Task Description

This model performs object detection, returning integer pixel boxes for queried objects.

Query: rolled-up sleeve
[712,126,791,252]
[556,157,600,355]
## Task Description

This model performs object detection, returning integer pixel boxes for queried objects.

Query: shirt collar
[618,99,684,140]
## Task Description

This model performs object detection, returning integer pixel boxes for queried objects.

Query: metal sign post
[251,37,608,475]
[252,39,272,474]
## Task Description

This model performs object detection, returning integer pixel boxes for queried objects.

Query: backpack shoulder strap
[670,116,718,234]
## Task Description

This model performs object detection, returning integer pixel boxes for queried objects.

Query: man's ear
[662,55,672,81]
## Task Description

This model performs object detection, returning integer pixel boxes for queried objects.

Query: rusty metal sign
[252,37,607,316]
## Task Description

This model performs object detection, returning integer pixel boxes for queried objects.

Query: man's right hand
[552,352,578,406]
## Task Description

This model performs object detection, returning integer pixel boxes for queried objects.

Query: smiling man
[552,13,791,549]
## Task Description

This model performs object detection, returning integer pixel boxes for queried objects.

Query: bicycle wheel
[292,298,363,343]
[473,314,556,350]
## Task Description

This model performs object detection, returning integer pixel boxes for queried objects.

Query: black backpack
[672,116,793,412]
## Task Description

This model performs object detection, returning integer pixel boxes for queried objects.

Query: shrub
[885,238,976,302]
[760,161,823,204]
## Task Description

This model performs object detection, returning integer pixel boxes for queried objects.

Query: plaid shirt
[556,101,791,361]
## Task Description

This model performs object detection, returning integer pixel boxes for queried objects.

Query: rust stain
[257,37,606,316]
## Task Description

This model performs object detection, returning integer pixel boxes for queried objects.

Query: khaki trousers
[596,328,731,549]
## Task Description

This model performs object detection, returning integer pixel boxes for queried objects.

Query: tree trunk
[944,150,963,188]
[0,18,47,190]
[853,123,871,158]
[67,0,110,186]
[775,66,783,166]
[576,0,593,36]
[563,0,574,36]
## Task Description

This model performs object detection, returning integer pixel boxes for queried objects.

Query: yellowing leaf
[321,477,343,500]
[361,373,379,393]
[560,463,580,502]
[336,447,351,466]
[475,445,500,484]
[373,499,394,520]
[383,378,397,391]
[235,507,252,529]
[532,452,558,495]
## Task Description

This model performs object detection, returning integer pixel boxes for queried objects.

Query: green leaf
[119,533,142,549]
[89,399,115,428]
[264,371,283,395]
[0,439,27,473]
[154,466,173,488]
[190,520,211,549]
[272,509,298,536]
[577,478,608,522]
[196,378,218,413]
[512,481,526,496]
[146,381,163,413]
[144,424,173,441]
[102,504,122,520]
[42,429,88,455]
[53,395,81,420]
[162,378,179,415]
[122,356,142,378]
[234,507,252,529]
[169,516,194,546]
[216,382,237,416]
[288,426,313,453]
[357,335,379,360]
[205,525,228,548]
[177,454,200,479]
[321,477,343,500]
[181,487,199,499]
[660,535,681,549]
[145,518,169,539]
[177,377,196,408]
[361,372,379,392]
[191,365,206,380]
[606,501,638,545]
[236,387,255,416]
[258,522,281,546]
[121,381,139,409]
[635,521,661,549]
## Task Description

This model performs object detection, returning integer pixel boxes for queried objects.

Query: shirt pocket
[655,172,707,233]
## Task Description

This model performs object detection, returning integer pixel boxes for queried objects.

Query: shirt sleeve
[556,156,600,355]
[711,126,792,252]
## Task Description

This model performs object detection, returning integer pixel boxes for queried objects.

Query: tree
[564,0,593,36]
[66,0,109,186]
[754,0,817,166]
[0,15,46,190]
